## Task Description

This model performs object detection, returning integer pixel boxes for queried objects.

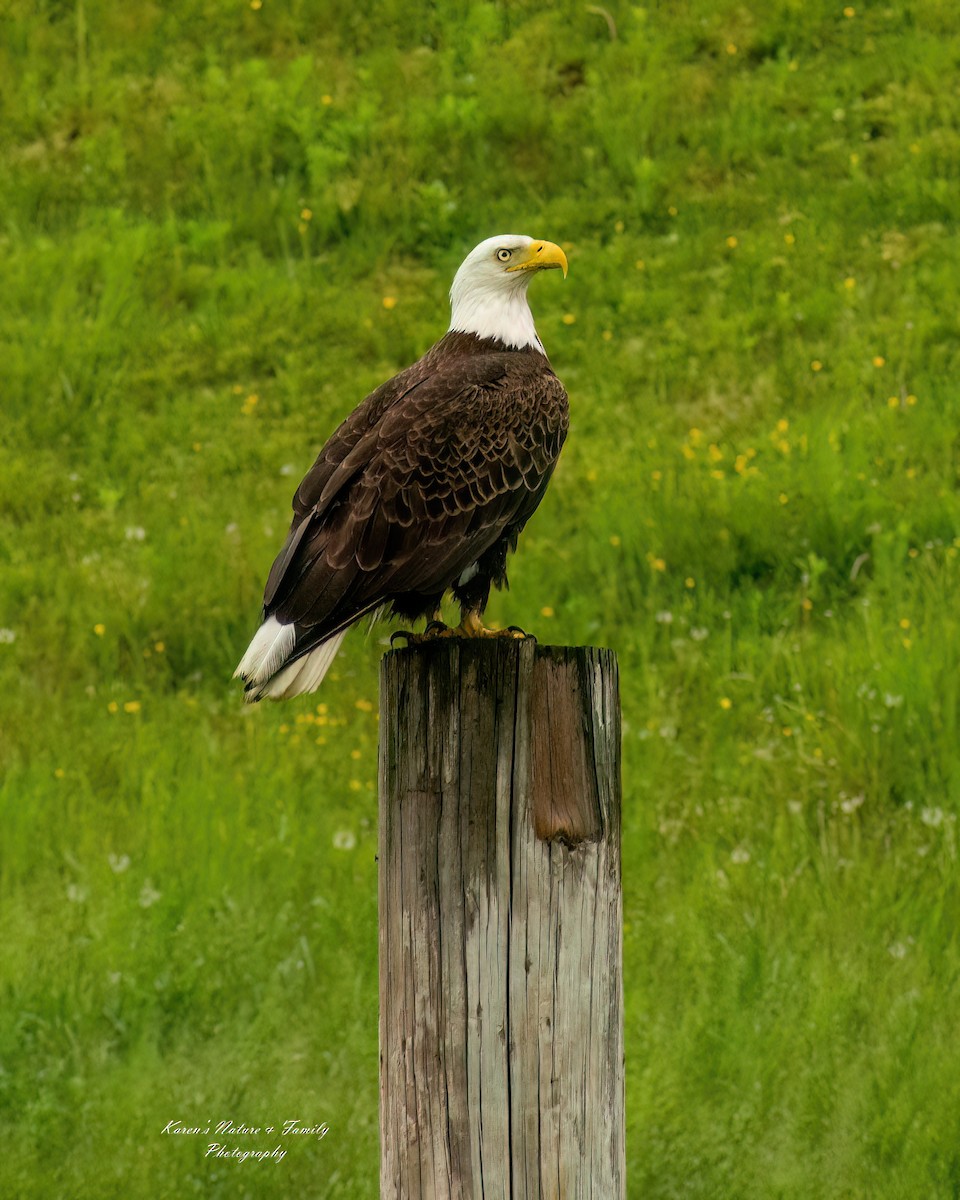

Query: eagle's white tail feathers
[259,630,347,700]
[235,615,347,702]
[247,629,347,702]
[234,615,297,684]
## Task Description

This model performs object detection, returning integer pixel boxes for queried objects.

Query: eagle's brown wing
[262,345,567,662]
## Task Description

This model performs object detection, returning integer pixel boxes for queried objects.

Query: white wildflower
[332,829,356,851]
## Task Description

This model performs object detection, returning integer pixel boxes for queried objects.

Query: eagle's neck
[448,282,544,354]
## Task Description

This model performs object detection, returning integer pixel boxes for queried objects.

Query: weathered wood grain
[378,640,624,1199]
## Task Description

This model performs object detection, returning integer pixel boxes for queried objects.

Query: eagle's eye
[496,248,512,262]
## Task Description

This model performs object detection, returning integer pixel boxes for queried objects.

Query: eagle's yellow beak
[506,240,568,278]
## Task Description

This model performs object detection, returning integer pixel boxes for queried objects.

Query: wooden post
[378,640,624,1199]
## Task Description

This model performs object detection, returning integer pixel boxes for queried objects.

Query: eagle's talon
[391,619,453,647]
[506,625,535,641]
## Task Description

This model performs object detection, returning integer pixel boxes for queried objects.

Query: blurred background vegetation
[2,0,960,1195]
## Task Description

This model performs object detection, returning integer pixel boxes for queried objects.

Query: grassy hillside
[2,1,960,1196]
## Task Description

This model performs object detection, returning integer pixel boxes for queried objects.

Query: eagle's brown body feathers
[264,332,567,664]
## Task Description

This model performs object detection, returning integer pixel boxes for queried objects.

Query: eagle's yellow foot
[391,614,536,645]
[454,612,534,640]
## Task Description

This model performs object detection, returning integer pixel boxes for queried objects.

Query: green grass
[3,0,960,1195]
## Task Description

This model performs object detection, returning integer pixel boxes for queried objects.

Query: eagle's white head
[448,234,568,354]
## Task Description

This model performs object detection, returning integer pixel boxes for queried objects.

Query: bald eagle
[235,234,569,701]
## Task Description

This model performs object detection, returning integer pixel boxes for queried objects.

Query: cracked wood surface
[378,640,624,1199]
